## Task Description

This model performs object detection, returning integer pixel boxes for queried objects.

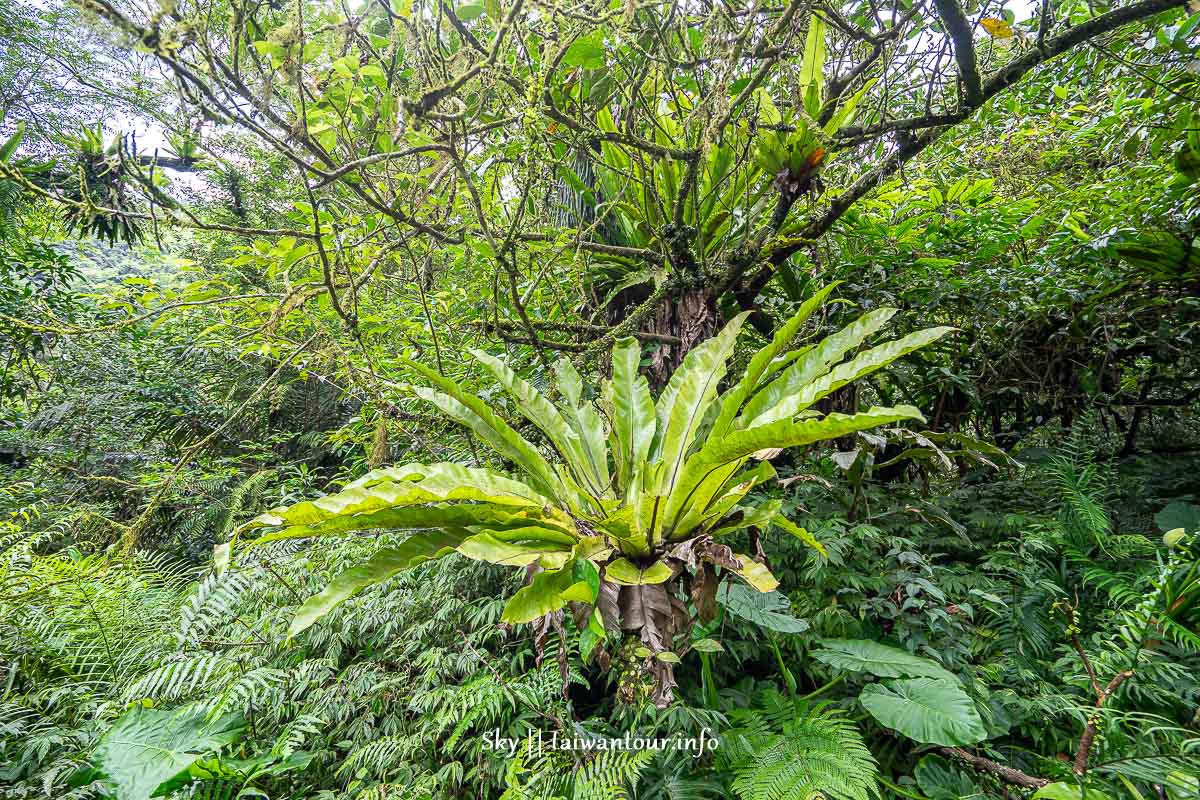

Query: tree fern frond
[573,748,657,800]
[722,705,878,800]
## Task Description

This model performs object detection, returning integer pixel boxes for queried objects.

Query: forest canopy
[1,0,1199,798]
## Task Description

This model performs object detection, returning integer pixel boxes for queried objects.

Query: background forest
[1,0,1199,798]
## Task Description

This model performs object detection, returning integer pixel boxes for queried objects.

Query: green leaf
[729,553,779,591]
[753,325,955,427]
[812,639,958,681]
[680,462,778,537]
[782,326,956,417]
[690,638,724,653]
[290,531,466,636]
[754,87,783,127]
[915,755,986,800]
[711,283,839,438]
[664,407,922,542]
[212,542,231,575]
[578,625,603,663]
[572,556,601,597]
[346,461,544,501]
[823,78,876,135]
[469,348,599,494]
[402,360,573,505]
[0,122,25,163]
[707,500,781,539]
[1155,501,1200,533]
[457,531,573,567]
[562,33,605,69]
[800,14,827,117]
[1033,783,1115,800]
[702,406,926,467]
[605,558,673,585]
[456,3,484,21]
[859,678,987,746]
[771,515,827,557]
[728,706,878,800]
[603,337,656,499]
[553,357,612,498]
[738,308,899,427]
[718,582,808,633]
[244,462,547,535]
[89,705,245,800]
[502,566,577,623]
[252,501,570,545]
[560,580,597,602]
[653,313,748,513]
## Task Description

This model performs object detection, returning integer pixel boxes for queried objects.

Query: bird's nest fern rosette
[235,285,951,706]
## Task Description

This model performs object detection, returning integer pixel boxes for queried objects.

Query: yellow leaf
[980,17,1015,38]
[731,554,779,592]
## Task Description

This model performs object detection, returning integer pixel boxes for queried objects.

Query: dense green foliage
[2,0,1200,798]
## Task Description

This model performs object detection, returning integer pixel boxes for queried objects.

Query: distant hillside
[53,238,189,289]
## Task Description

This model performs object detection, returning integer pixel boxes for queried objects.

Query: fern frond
[722,706,878,800]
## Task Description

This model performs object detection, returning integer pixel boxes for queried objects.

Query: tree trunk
[643,287,719,389]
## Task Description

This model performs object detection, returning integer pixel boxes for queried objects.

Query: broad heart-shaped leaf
[717,582,808,633]
[89,704,245,800]
[859,678,987,747]
[1155,501,1200,533]
[290,531,466,636]
[501,565,578,623]
[812,639,958,682]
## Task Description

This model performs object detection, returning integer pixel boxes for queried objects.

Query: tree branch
[1074,670,1135,776]
[933,0,984,106]
[940,748,1050,789]
[737,0,1188,302]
